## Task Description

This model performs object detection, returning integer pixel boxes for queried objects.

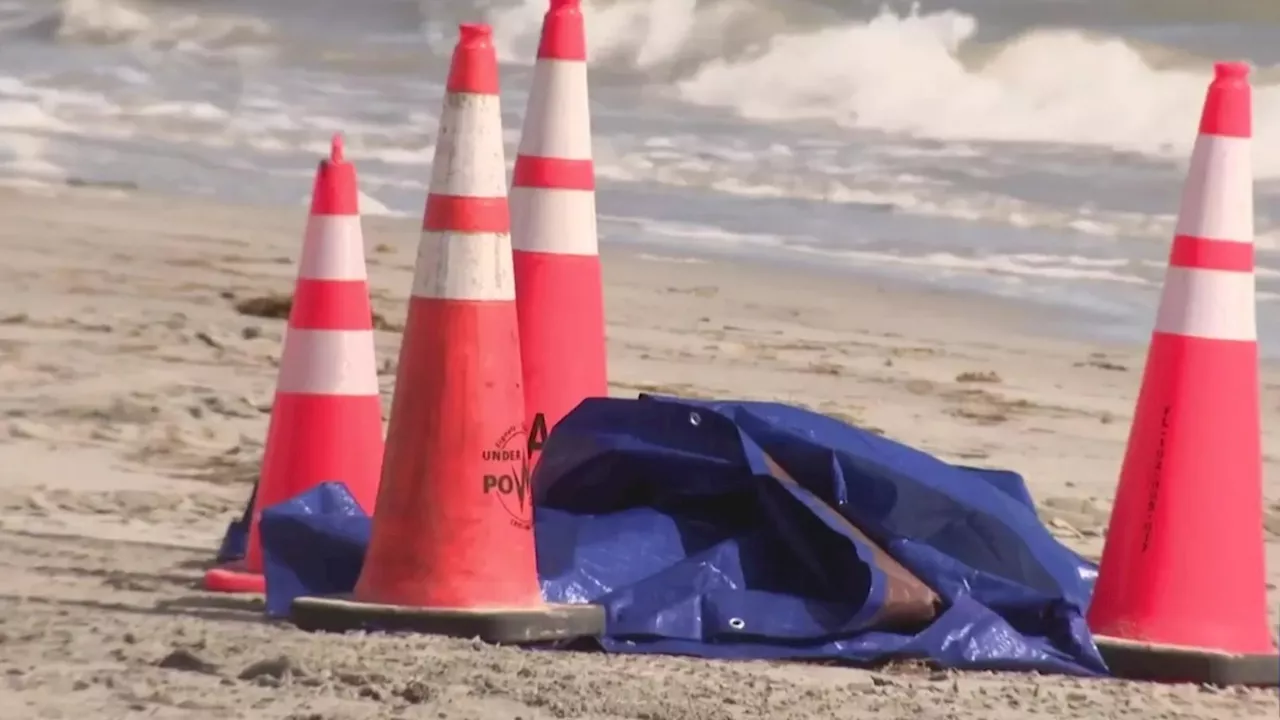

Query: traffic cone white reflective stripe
[1156,123,1255,342]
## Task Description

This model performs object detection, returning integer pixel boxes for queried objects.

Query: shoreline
[0,184,1276,718]
[13,174,1175,355]
[611,238,1140,350]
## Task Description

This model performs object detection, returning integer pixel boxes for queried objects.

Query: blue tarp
[239,394,1107,676]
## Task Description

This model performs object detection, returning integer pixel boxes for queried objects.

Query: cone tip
[330,133,344,163]
[538,0,587,61]
[1199,60,1252,138]
[1214,61,1250,81]
[448,23,501,94]
[459,23,493,46]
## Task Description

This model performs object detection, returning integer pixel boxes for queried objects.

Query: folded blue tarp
[243,394,1107,676]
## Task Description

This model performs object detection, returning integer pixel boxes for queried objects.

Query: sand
[0,184,1277,719]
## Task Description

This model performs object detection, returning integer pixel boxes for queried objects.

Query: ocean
[2,0,1278,349]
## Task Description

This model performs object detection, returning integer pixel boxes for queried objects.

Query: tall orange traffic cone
[1087,62,1278,686]
[290,24,603,642]
[511,0,608,460]
[204,135,385,595]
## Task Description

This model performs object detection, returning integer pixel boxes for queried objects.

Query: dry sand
[0,184,1277,719]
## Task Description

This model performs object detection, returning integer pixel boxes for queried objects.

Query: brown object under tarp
[761,453,942,632]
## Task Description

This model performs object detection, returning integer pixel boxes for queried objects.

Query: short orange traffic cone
[511,0,608,460]
[1088,61,1279,686]
[205,135,385,595]
[289,24,603,642]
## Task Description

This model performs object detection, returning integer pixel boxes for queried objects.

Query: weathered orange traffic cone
[289,24,603,643]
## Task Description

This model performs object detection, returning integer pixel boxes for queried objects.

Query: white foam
[802,248,1152,285]
[484,1,1280,176]
[50,0,153,43]
[0,99,70,131]
[43,0,274,53]
[590,143,1180,242]
[619,214,1153,286]
[134,101,229,121]
[636,253,707,265]
[358,191,404,218]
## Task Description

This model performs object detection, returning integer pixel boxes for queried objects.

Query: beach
[8,0,1280,350]
[0,184,1277,719]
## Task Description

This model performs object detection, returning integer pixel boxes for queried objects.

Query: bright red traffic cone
[511,0,608,460]
[289,24,603,643]
[1087,61,1279,687]
[204,135,385,595]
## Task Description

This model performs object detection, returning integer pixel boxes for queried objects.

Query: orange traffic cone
[289,24,603,643]
[511,0,608,461]
[205,135,385,595]
[1088,62,1279,686]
